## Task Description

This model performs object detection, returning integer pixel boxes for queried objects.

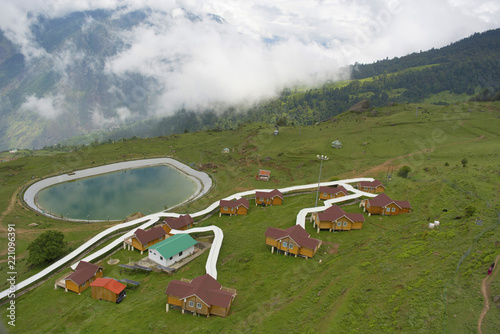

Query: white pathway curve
[1,177,375,300]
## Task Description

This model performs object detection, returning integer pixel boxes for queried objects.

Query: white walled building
[148,234,197,268]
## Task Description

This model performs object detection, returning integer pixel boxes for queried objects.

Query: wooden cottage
[312,205,365,232]
[162,214,194,234]
[361,193,412,216]
[90,278,126,303]
[357,180,385,193]
[219,198,250,216]
[128,226,168,254]
[148,234,197,267]
[255,189,283,206]
[64,261,103,295]
[264,225,322,258]
[318,185,349,200]
[256,169,271,181]
[165,274,237,318]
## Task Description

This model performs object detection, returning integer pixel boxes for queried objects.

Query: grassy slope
[0,101,499,333]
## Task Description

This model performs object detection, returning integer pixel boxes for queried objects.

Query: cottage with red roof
[90,278,126,303]
[312,205,365,232]
[165,274,237,317]
[361,193,412,216]
[319,185,349,200]
[255,189,283,206]
[264,225,322,258]
[63,261,103,295]
[256,169,271,181]
[162,214,194,234]
[357,180,385,193]
[219,198,250,216]
[127,226,168,254]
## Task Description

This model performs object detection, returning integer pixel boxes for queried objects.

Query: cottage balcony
[54,272,72,291]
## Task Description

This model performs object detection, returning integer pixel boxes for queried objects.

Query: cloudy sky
[1,0,500,120]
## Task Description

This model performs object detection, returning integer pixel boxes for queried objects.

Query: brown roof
[134,226,167,245]
[318,205,365,223]
[265,225,321,250]
[255,189,283,200]
[65,261,103,286]
[220,198,250,209]
[90,278,126,294]
[164,214,194,230]
[367,193,411,209]
[359,180,385,188]
[165,274,235,308]
[318,185,349,196]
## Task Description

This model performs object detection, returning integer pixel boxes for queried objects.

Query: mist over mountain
[0,1,498,150]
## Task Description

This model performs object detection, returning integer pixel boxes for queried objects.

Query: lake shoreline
[23,158,213,222]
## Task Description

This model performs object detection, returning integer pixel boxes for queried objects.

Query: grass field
[1,101,499,333]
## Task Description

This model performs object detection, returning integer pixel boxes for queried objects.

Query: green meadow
[1,101,499,333]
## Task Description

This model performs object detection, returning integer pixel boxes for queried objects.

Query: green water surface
[35,165,197,220]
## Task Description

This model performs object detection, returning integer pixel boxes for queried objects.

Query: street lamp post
[315,155,329,207]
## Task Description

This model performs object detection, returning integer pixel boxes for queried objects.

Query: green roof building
[148,234,197,268]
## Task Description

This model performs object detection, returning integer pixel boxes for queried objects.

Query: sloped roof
[332,140,342,146]
[258,169,271,176]
[149,234,197,259]
[164,214,194,230]
[165,274,235,308]
[318,205,365,223]
[359,180,385,189]
[133,226,167,245]
[90,278,126,294]
[367,193,411,209]
[255,189,283,200]
[220,198,250,209]
[265,225,320,250]
[318,185,349,196]
[65,261,102,286]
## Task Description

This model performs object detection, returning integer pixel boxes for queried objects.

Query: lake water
[35,165,197,220]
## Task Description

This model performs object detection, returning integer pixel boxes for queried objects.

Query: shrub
[461,158,468,167]
[397,165,412,178]
[27,230,66,266]
[464,205,476,218]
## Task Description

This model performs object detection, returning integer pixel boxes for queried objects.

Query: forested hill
[351,29,500,79]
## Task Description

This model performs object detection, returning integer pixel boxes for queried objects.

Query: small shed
[90,278,126,303]
[222,148,230,154]
[331,140,342,149]
[256,169,271,181]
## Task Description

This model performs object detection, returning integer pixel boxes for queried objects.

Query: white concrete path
[0,177,375,300]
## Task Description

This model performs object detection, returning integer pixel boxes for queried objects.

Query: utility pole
[315,155,329,207]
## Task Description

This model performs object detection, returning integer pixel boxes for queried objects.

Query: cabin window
[160,256,163,261]
[179,251,183,256]
[82,282,86,287]
[289,243,294,249]
[159,236,164,241]
[323,193,327,197]
[197,303,202,309]
[343,222,348,226]
[170,257,173,260]
[223,207,228,211]
[386,207,390,212]
[188,301,194,307]
[392,207,396,212]
[283,241,288,248]
[337,222,342,226]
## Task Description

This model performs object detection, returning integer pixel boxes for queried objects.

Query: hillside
[0,101,499,333]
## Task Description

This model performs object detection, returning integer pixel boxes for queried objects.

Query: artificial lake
[35,165,197,220]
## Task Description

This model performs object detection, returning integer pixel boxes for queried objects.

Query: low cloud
[20,94,65,119]
[2,0,500,123]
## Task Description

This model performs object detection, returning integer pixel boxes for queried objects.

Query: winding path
[478,253,500,334]
[0,176,375,300]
